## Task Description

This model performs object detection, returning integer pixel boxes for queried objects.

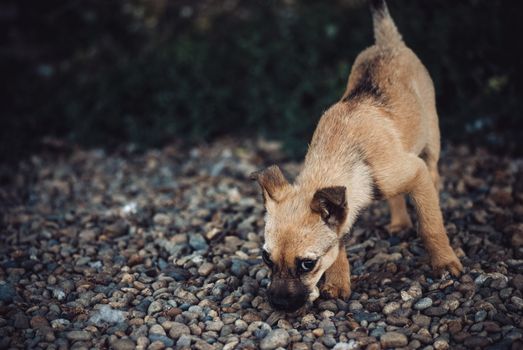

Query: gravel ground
[1,139,522,350]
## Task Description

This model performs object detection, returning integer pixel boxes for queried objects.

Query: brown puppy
[251,0,463,312]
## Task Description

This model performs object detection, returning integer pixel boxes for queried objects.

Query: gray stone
[177,334,192,348]
[348,301,363,312]
[230,259,250,277]
[353,311,381,322]
[511,296,523,310]
[322,335,337,347]
[474,310,487,322]
[414,297,433,310]
[189,234,209,251]
[148,301,163,315]
[149,324,166,336]
[13,312,29,329]
[205,320,224,332]
[318,300,338,312]
[169,322,190,339]
[0,282,17,303]
[260,329,290,350]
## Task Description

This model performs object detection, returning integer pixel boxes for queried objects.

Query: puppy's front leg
[321,246,351,299]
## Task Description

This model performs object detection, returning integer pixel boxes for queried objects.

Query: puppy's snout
[267,279,308,312]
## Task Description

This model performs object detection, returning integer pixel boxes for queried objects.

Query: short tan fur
[252,0,463,311]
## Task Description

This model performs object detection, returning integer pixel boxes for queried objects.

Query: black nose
[268,291,307,312]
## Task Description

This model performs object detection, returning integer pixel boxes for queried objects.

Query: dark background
[2,0,522,162]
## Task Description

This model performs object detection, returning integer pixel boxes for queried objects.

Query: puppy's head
[251,165,348,312]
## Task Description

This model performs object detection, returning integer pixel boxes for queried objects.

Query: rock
[463,336,490,348]
[12,312,29,329]
[348,301,363,312]
[90,305,126,325]
[177,334,192,348]
[198,262,214,276]
[66,330,92,341]
[353,311,381,323]
[412,314,431,328]
[318,300,338,312]
[148,340,166,350]
[260,329,290,350]
[3,136,523,350]
[483,321,501,333]
[383,302,401,315]
[112,339,136,350]
[148,335,173,347]
[322,335,337,347]
[230,259,250,277]
[365,252,402,266]
[424,307,447,317]
[448,320,462,334]
[0,282,17,303]
[149,324,166,336]
[148,301,163,315]
[105,221,129,237]
[386,315,409,326]
[153,213,171,226]
[403,283,423,301]
[164,266,192,281]
[474,310,487,322]
[169,322,191,339]
[380,332,408,348]
[51,318,70,330]
[414,297,433,310]
[79,229,97,242]
[511,296,523,310]
[52,288,66,300]
[205,320,224,332]
[121,273,134,284]
[312,328,325,337]
[29,315,47,327]
[433,338,449,350]
[189,234,208,251]
[512,274,523,290]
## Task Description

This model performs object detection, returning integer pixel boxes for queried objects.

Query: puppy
[251,0,463,312]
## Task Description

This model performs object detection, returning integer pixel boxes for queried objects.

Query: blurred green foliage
[2,0,522,161]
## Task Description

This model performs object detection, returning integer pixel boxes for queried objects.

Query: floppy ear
[310,186,347,229]
[250,165,290,203]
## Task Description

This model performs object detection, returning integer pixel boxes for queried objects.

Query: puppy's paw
[320,281,351,300]
[431,252,463,277]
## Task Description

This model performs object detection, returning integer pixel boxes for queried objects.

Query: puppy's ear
[250,165,290,203]
[310,186,347,229]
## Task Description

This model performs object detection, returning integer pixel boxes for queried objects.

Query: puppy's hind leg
[405,156,462,276]
[321,246,351,300]
[386,195,413,234]
[421,141,441,192]
[375,152,462,276]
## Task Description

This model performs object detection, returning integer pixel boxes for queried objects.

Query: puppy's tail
[369,0,403,47]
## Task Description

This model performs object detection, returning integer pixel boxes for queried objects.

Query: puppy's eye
[262,250,273,267]
[298,259,317,273]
